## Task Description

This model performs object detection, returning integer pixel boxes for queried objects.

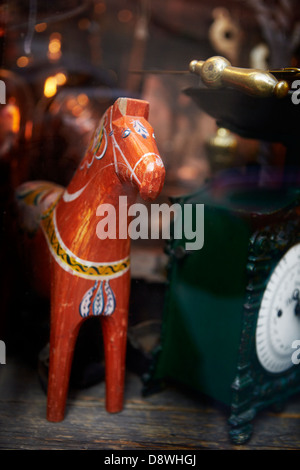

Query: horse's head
[108,97,165,201]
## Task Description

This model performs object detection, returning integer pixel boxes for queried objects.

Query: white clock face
[255,243,300,374]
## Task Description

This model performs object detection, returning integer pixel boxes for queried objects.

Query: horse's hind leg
[101,305,129,413]
[46,271,83,422]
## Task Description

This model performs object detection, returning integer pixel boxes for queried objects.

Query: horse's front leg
[47,266,86,422]
[100,273,130,413]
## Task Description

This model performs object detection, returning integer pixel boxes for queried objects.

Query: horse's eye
[122,129,131,138]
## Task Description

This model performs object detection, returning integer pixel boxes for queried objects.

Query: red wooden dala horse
[16,98,165,422]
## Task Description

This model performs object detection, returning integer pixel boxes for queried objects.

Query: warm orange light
[25,120,33,140]
[177,166,198,181]
[44,76,57,98]
[5,104,20,134]
[50,32,62,41]
[78,18,90,30]
[77,93,89,106]
[48,35,62,61]
[66,97,77,110]
[94,2,106,14]
[12,107,20,133]
[55,72,67,86]
[17,56,29,68]
[44,72,67,98]
[118,9,133,23]
[35,22,47,32]
[48,50,62,61]
[49,38,61,54]
[72,104,83,117]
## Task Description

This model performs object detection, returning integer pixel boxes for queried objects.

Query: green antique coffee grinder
[145,57,300,444]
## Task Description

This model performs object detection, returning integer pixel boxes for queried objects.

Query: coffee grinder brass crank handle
[189,56,289,98]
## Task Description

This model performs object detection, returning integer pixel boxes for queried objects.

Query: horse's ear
[112,98,149,120]
[126,99,149,119]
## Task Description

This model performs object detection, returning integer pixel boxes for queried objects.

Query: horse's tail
[15,180,64,234]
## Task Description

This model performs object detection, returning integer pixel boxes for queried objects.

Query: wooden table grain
[0,355,299,450]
